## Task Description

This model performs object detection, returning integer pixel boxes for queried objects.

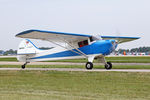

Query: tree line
[117,47,150,54]
[0,47,150,55]
[0,49,17,55]
[0,47,53,55]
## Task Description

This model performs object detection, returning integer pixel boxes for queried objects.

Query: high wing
[16,30,140,57]
[16,29,91,43]
[16,29,140,44]
[101,36,140,44]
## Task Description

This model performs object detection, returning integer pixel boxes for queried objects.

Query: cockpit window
[78,40,88,47]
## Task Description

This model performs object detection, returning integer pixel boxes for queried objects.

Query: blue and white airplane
[15,29,140,69]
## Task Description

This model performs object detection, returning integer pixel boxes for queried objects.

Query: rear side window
[90,36,101,42]
[90,37,94,42]
[78,40,88,47]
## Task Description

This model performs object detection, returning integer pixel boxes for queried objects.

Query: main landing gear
[105,62,112,70]
[85,62,112,70]
[21,62,29,69]
[85,56,112,70]
[85,62,93,69]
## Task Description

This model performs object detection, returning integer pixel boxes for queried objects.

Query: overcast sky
[0,0,149,50]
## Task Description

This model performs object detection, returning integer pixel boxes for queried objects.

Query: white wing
[16,29,91,43]
[16,29,92,57]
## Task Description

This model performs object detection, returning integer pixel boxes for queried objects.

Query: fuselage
[20,39,117,62]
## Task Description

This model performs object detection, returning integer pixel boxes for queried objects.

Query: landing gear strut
[86,56,95,70]
[97,56,113,70]
[21,62,29,69]
[85,56,113,70]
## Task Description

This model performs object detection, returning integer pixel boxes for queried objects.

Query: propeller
[115,29,122,44]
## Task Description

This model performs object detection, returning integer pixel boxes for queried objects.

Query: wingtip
[15,29,37,37]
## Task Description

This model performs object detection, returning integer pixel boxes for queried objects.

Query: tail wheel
[21,62,29,69]
[85,62,93,70]
[21,64,26,69]
[105,62,112,70]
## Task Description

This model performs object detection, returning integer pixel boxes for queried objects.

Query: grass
[0,57,17,62]
[0,56,150,63]
[0,65,150,69]
[106,56,150,63]
[0,71,150,100]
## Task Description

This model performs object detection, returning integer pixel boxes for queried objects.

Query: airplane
[15,29,140,70]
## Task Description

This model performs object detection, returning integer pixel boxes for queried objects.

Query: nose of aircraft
[90,40,118,55]
[100,40,118,55]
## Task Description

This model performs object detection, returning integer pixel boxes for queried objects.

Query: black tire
[21,64,26,69]
[105,62,112,70]
[85,62,93,70]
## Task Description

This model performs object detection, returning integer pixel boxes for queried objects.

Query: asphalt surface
[0,61,150,65]
[0,61,150,72]
[0,68,150,72]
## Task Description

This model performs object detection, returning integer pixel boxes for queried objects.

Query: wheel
[85,62,93,70]
[105,62,112,70]
[21,64,26,69]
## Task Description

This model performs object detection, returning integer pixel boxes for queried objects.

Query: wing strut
[63,39,88,58]
[47,39,88,58]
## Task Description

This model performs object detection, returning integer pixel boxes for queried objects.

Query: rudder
[17,39,40,62]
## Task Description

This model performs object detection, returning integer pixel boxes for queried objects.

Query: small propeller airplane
[15,29,140,70]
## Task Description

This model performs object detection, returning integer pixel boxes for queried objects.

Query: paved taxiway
[0,61,150,72]
[0,61,150,65]
[0,68,150,72]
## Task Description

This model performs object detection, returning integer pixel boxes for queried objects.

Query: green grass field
[0,57,17,62]
[0,71,150,100]
[0,56,150,63]
[0,56,150,100]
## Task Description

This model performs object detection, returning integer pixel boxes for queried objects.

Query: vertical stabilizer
[17,39,40,55]
[17,39,42,62]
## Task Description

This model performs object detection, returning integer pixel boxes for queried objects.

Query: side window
[90,36,101,42]
[83,40,88,45]
[78,40,88,47]
[90,37,94,42]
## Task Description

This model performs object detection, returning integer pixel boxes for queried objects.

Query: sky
[0,0,150,50]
